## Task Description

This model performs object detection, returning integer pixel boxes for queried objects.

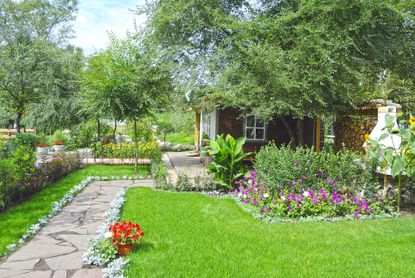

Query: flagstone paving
[0,180,153,278]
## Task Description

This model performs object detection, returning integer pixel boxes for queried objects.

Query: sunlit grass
[122,188,415,277]
[0,165,149,255]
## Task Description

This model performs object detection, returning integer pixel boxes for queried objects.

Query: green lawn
[0,165,149,255]
[122,188,415,277]
[166,132,194,145]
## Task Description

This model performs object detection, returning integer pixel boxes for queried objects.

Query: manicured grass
[122,188,415,277]
[0,165,149,255]
[166,132,194,145]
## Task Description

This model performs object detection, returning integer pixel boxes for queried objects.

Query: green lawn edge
[0,165,149,255]
[121,188,415,278]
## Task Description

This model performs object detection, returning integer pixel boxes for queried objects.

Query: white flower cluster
[102,257,130,278]
[2,175,141,261]
[3,177,94,258]
[83,187,130,278]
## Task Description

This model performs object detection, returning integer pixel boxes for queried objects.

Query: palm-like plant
[205,134,249,189]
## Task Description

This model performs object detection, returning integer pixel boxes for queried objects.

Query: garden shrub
[0,159,18,208]
[10,133,40,151]
[255,144,380,195]
[233,172,395,220]
[94,142,162,160]
[0,152,80,211]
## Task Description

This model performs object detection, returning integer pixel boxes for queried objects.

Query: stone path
[163,152,208,184]
[0,180,153,278]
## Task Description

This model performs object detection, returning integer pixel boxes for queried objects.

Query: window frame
[244,114,267,141]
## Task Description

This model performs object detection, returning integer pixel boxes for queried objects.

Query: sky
[71,0,146,55]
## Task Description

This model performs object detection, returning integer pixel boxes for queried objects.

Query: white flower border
[83,187,129,278]
[1,175,144,261]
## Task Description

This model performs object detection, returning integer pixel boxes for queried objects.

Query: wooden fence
[0,128,37,139]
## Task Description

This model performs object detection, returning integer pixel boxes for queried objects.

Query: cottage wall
[217,108,316,149]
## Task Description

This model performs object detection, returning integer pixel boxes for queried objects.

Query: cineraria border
[83,187,130,278]
[1,175,144,261]
[233,196,400,223]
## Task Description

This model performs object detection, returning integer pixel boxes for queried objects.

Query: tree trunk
[113,120,117,140]
[15,112,22,133]
[133,118,139,174]
[97,119,101,143]
[296,119,304,146]
[281,118,296,146]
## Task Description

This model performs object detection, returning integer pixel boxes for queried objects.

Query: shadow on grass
[136,241,156,253]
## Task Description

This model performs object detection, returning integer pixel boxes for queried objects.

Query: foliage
[122,187,415,277]
[0,152,80,210]
[126,118,155,143]
[9,133,40,151]
[255,144,380,194]
[205,134,248,189]
[94,142,161,160]
[151,160,174,191]
[0,0,80,132]
[367,115,415,210]
[233,172,395,220]
[140,0,415,126]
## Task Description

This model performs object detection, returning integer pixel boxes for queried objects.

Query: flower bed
[232,172,397,222]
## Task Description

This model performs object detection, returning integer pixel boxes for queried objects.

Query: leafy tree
[0,0,78,132]
[81,35,174,172]
[139,0,415,145]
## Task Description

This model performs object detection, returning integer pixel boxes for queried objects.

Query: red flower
[108,221,145,245]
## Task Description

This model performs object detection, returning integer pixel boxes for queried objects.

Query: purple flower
[316,171,322,177]
[327,179,332,184]
[355,210,361,215]
[313,198,318,204]
[299,179,303,183]
[295,161,301,167]
[266,208,271,213]
[260,209,264,215]
[287,182,291,186]
[34,163,41,169]
[288,206,292,211]
[273,201,277,205]
[251,171,257,177]
[370,208,375,213]
[253,199,258,205]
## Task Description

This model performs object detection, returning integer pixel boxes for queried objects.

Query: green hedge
[254,144,380,194]
[93,142,161,160]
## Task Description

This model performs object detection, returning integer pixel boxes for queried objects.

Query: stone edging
[1,175,145,261]
[83,187,130,278]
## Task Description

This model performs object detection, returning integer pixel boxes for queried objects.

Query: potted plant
[36,143,49,155]
[109,221,145,256]
[52,140,65,152]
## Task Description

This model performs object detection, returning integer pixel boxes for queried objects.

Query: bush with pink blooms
[232,171,396,221]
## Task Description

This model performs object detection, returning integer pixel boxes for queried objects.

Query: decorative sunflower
[364,133,370,143]
[409,116,415,126]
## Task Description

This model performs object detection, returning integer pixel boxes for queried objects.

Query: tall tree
[139,0,415,145]
[0,0,78,132]
[81,36,174,172]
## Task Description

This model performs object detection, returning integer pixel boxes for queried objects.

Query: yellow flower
[364,133,370,143]
[409,116,415,126]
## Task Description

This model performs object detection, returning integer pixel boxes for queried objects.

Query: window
[245,115,266,141]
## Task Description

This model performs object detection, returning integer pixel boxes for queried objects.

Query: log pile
[334,99,401,153]
[334,115,377,153]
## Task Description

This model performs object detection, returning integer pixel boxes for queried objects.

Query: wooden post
[315,117,321,153]
[195,111,200,151]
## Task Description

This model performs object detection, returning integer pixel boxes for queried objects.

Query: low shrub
[94,142,161,160]
[0,152,80,211]
[255,144,380,195]
[232,172,395,220]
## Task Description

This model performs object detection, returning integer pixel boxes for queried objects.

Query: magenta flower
[253,199,258,205]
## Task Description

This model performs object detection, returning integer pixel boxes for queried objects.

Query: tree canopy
[138,0,415,121]
[0,0,79,132]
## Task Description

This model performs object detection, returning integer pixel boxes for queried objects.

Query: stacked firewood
[334,115,377,153]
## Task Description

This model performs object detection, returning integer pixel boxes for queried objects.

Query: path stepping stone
[0,179,153,278]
